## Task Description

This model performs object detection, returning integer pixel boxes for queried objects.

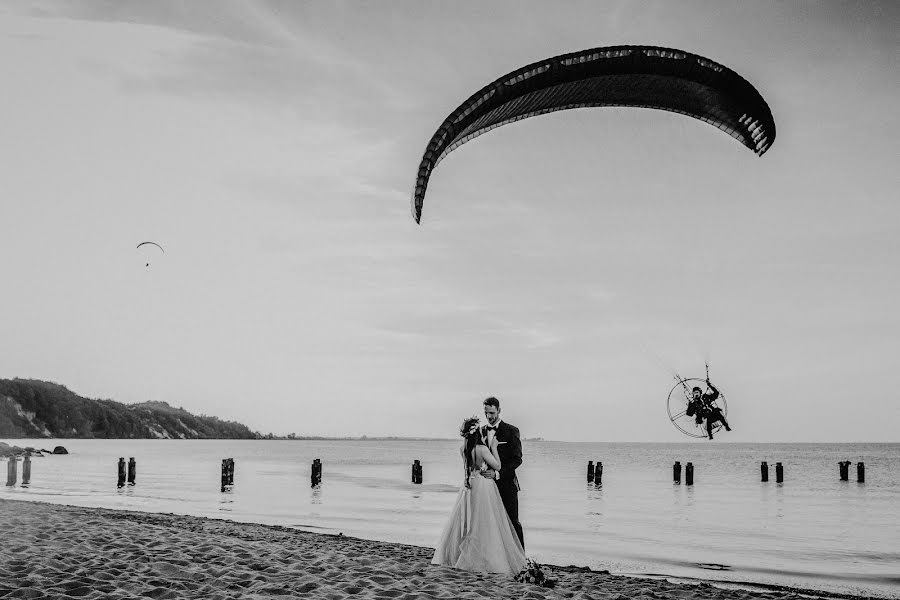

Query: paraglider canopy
[136,241,164,253]
[412,44,776,223]
[136,241,164,267]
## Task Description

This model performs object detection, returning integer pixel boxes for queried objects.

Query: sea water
[2,440,898,598]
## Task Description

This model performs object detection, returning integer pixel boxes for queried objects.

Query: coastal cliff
[0,378,258,439]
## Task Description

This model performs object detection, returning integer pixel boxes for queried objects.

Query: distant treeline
[0,379,258,439]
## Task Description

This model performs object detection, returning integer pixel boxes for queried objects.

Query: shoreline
[0,499,887,600]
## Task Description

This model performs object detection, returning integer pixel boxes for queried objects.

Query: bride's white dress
[431,464,526,575]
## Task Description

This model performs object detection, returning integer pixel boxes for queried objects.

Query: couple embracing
[431,397,526,576]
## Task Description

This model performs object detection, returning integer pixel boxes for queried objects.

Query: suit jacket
[483,421,522,491]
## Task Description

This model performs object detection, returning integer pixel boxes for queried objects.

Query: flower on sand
[515,558,556,588]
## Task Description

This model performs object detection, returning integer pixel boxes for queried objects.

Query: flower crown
[459,416,481,438]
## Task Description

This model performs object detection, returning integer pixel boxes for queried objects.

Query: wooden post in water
[221,459,229,492]
[775,462,784,483]
[685,462,694,486]
[22,455,31,485]
[594,462,603,485]
[127,458,136,485]
[411,459,423,484]
[311,459,322,486]
[857,462,865,483]
[227,458,234,485]
[839,461,850,481]
[6,456,16,487]
[673,461,681,484]
[587,461,594,483]
[761,461,769,482]
[117,457,126,488]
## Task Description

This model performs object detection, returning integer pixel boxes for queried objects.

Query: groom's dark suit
[484,420,524,548]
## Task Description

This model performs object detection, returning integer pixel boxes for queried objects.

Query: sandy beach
[0,499,870,600]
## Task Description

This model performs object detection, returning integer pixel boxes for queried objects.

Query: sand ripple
[0,499,842,600]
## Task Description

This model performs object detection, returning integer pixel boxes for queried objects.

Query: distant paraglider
[136,241,164,267]
[411,44,776,223]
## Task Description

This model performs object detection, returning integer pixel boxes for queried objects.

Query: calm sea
[2,440,898,598]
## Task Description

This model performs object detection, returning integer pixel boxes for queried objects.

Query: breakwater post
[594,462,603,485]
[839,461,851,481]
[412,460,423,484]
[311,459,322,487]
[673,461,681,484]
[761,461,769,482]
[220,458,234,491]
[117,457,126,488]
[127,458,136,485]
[22,455,31,485]
[587,461,594,483]
[6,457,16,487]
[775,462,784,483]
[857,462,865,483]
[685,462,694,486]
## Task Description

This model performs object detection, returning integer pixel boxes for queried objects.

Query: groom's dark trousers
[489,421,524,549]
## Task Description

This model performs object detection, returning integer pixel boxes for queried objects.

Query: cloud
[12,0,418,114]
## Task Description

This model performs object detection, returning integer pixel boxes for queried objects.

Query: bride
[431,416,527,575]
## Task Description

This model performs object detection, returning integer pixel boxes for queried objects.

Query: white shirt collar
[486,418,502,429]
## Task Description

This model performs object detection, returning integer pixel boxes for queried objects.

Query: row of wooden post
[5,455,876,490]
[585,460,869,485]
[5,456,32,486]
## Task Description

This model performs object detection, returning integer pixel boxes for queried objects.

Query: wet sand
[0,499,866,600]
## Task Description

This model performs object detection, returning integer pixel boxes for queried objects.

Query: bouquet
[515,558,556,588]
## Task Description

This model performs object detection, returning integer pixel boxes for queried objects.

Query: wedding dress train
[431,473,526,575]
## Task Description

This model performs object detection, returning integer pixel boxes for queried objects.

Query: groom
[480,396,524,548]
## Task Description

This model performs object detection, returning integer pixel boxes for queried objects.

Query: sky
[1,1,898,442]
